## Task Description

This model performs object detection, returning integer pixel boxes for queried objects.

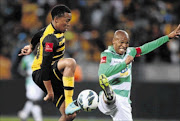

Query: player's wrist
[47,90,54,95]
[167,34,172,39]
[43,80,54,94]
[47,92,54,95]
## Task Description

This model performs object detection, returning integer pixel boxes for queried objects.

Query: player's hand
[125,55,134,65]
[18,45,32,56]
[44,93,54,102]
[168,24,180,39]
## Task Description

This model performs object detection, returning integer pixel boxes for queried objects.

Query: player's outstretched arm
[168,24,180,39]
[136,24,180,57]
[18,44,33,56]
[18,27,45,56]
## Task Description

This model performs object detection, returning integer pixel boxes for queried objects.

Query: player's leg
[57,58,80,114]
[111,95,133,121]
[26,82,43,121]
[31,103,43,121]
[99,94,133,121]
[18,100,33,121]
[18,83,38,120]
[99,74,132,121]
[32,67,77,120]
[98,92,117,115]
[98,74,117,118]
[59,101,76,121]
[99,74,116,104]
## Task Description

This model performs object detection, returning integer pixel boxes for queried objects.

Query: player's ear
[54,16,59,23]
[112,38,115,44]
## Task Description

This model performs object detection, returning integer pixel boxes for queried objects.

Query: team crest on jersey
[45,42,53,52]
[100,56,107,63]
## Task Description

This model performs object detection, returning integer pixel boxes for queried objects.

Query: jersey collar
[108,45,126,57]
[51,23,62,34]
[108,45,116,53]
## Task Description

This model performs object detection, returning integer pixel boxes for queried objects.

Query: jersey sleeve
[31,27,46,50]
[41,34,58,81]
[98,52,127,77]
[128,47,137,57]
[137,35,169,56]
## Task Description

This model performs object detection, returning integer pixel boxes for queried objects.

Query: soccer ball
[77,89,99,112]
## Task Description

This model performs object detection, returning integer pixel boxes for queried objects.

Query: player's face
[55,12,72,32]
[113,33,129,55]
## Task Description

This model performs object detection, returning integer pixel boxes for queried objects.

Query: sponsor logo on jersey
[120,67,130,77]
[45,42,54,52]
[110,58,123,65]
[100,56,107,63]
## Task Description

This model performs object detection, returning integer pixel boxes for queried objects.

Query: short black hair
[51,4,71,20]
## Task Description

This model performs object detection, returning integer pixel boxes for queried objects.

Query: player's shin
[103,91,116,105]
[99,74,116,104]
[63,77,74,108]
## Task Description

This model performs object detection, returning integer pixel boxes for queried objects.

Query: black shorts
[32,60,65,109]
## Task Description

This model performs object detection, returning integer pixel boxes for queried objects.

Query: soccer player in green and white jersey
[18,53,44,121]
[98,25,180,121]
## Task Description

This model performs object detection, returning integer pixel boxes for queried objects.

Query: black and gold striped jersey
[32,23,65,72]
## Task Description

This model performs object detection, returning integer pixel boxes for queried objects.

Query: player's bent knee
[57,58,77,72]
[66,58,76,68]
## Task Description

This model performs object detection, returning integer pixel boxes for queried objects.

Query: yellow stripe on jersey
[51,61,56,65]
[32,23,65,71]
[56,45,65,52]
[53,53,64,59]
[59,38,65,46]
[54,33,64,38]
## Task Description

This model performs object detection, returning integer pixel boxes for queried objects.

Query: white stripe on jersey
[111,82,131,90]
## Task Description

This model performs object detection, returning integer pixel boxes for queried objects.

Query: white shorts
[26,81,44,101]
[98,92,133,121]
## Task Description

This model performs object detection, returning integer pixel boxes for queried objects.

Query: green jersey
[98,36,169,103]
[21,54,35,86]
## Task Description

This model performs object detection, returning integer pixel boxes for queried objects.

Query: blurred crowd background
[0,0,179,81]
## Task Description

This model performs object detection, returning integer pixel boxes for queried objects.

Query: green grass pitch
[0,116,178,121]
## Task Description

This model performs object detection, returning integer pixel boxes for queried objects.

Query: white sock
[20,100,33,118]
[31,105,43,121]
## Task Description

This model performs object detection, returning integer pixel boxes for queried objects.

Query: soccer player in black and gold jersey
[18,4,80,121]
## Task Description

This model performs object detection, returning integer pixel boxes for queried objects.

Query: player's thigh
[112,95,132,121]
[98,92,132,120]
[32,60,65,108]
[57,58,76,71]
